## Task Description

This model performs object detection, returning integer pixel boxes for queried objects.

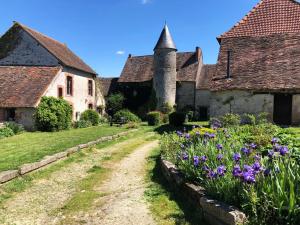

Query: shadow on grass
[146,152,205,225]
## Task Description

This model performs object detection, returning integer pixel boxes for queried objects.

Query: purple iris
[250,143,257,149]
[204,132,210,139]
[252,162,262,173]
[202,165,209,172]
[207,169,217,179]
[241,147,250,156]
[264,168,271,176]
[193,156,200,167]
[271,138,279,145]
[176,131,183,137]
[192,125,196,129]
[217,154,223,161]
[217,165,226,176]
[201,155,208,162]
[273,144,281,152]
[279,146,289,156]
[242,171,256,183]
[233,153,241,162]
[243,165,253,172]
[232,165,242,177]
[182,152,188,160]
[185,133,191,139]
[254,154,261,161]
[216,144,223,151]
[209,133,216,139]
[195,131,200,136]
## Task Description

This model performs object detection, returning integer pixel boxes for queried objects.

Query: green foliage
[106,93,125,116]
[74,120,92,129]
[220,113,241,127]
[147,111,161,126]
[0,127,14,139]
[80,109,100,126]
[161,103,174,114]
[169,112,186,127]
[241,114,256,125]
[35,97,72,132]
[113,109,141,123]
[161,113,169,124]
[4,122,24,134]
[186,111,194,122]
[257,112,269,124]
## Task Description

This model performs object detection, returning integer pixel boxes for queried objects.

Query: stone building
[0,22,105,129]
[102,0,300,125]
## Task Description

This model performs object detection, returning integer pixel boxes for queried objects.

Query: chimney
[195,47,201,61]
[128,54,132,58]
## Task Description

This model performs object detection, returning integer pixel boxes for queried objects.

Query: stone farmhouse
[102,0,300,125]
[0,22,105,129]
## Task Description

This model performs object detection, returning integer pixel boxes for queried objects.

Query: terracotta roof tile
[118,52,200,83]
[197,64,216,90]
[0,66,61,107]
[98,77,119,96]
[218,0,300,40]
[17,23,97,75]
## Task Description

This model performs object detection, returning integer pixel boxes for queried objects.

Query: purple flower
[195,131,200,136]
[232,165,242,177]
[192,125,196,129]
[250,143,257,149]
[273,143,281,152]
[182,152,188,160]
[242,171,256,183]
[271,138,279,145]
[233,153,241,162]
[209,133,216,139]
[252,162,262,173]
[216,144,223,151]
[268,150,275,159]
[217,165,226,176]
[279,146,289,156]
[217,154,223,161]
[207,169,217,179]
[176,131,183,137]
[202,165,209,172]
[241,147,250,156]
[264,168,271,176]
[185,133,191,139]
[193,156,200,167]
[201,155,208,162]
[254,154,261,161]
[243,165,253,172]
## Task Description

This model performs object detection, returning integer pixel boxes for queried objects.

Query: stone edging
[0,129,138,184]
[160,158,247,225]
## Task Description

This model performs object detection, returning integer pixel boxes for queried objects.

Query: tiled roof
[0,66,61,107]
[118,52,200,83]
[197,64,216,90]
[218,0,300,40]
[98,77,119,97]
[17,23,97,75]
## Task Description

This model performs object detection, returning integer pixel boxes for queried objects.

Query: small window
[58,87,63,98]
[66,76,73,96]
[88,80,93,96]
[88,103,93,109]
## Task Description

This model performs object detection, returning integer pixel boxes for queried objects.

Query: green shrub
[80,109,100,126]
[35,97,72,132]
[169,112,186,127]
[99,116,108,124]
[161,103,174,114]
[74,120,92,129]
[241,113,256,125]
[114,109,141,123]
[162,113,169,124]
[257,112,269,124]
[4,121,24,134]
[220,113,241,127]
[186,111,194,122]
[0,127,14,139]
[147,111,161,126]
[106,93,125,116]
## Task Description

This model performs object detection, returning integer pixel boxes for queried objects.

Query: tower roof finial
[154,23,177,51]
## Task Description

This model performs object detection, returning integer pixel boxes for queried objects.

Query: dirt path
[73,141,159,225]
[0,134,158,225]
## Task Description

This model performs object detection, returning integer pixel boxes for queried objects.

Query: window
[88,104,93,109]
[88,80,93,96]
[58,87,63,98]
[66,76,73,96]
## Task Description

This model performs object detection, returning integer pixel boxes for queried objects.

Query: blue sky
[0,0,259,77]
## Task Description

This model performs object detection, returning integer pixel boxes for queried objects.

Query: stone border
[160,158,246,225]
[0,129,137,184]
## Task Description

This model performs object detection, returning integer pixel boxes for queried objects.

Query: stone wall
[292,95,300,125]
[0,29,59,66]
[0,108,5,121]
[176,82,195,110]
[153,48,177,108]
[210,91,273,119]
[15,108,36,130]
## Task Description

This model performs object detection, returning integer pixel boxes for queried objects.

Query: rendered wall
[176,82,195,110]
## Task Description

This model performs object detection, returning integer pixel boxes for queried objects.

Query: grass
[0,124,128,171]
[144,147,205,225]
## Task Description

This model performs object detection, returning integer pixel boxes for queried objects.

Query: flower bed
[160,123,300,225]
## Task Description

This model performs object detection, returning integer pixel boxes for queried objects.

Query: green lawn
[0,125,128,172]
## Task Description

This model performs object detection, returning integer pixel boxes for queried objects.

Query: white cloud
[141,0,151,5]
[116,50,125,55]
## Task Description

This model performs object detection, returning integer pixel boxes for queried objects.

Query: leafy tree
[106,93,125,116]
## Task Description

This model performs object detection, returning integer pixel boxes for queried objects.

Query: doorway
[273,94,292,125]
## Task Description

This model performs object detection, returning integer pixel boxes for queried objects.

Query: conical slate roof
[154,24,177,51]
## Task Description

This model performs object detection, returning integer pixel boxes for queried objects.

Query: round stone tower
[153,24,177,110]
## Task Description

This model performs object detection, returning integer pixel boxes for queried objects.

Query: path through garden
[0,132,158,225]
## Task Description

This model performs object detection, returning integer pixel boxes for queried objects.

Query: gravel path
[0,135,158,225]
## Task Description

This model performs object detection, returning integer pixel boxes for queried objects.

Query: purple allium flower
[217,154,223,161]
[233,153,241,162]
[250,143,257,149]
[201,155,208,162]
[232,165,242,177]
[217,165,226,176]
[279,146,289,156]
[252,161,262,173]
[207,170,217,179]
[268,150,274,159]
[241,147,250,156]
[271,137,279,145]
[264,168,271,176]
[216,144,223,151]
[182,152,188,160]
[242,171,256,183]
[176,131,183,137]
[193,156,200,167]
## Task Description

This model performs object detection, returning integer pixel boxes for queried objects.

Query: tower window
[66,76,73,96]
[88,80,93,96]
